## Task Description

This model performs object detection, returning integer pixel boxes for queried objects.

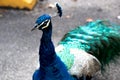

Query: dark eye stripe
[42,20,49,26]
[44,20,49,23]
[37,20,48,27]
[36,19,50,29]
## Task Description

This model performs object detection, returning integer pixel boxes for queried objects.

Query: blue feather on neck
[33,19,76,80]
[39,21,56,66]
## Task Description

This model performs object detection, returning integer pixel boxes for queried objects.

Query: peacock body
[32,3,120,80]
[55,20,120,79]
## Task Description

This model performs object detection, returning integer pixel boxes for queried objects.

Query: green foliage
[59,20,120,70]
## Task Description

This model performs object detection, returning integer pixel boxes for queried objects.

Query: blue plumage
[32,14,75,80]
[35,14,51,24]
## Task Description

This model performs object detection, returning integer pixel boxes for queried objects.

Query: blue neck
[39,21,56,66]
[35,21,76,80]
[41,23,52,41]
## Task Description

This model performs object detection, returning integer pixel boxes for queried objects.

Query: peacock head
[31,3,62,31]
[31,14,51,31]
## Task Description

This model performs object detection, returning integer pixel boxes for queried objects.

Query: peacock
[31,3,120,80]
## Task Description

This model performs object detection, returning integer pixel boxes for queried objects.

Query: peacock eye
[40,20,50,29]
[43,20,49,25]
[40,20,49,27]
[43,22,48,25]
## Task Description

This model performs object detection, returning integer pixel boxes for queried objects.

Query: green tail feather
[59,20,120,70]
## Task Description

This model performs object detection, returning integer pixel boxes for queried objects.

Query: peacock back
[56,20,120,70]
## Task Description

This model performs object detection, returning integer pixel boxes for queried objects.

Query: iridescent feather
[57,20,120,72]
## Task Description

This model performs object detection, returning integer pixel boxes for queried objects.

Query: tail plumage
[59,20,120,70]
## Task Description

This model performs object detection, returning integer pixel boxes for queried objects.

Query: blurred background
[0,0,120,80]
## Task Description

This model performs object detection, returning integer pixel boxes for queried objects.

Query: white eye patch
[36,20,50,30]
[36,22,44,29]
[41,20,50,29]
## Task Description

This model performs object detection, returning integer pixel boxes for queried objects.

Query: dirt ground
[0,0,120,80]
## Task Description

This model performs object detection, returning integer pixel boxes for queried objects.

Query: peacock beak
[31,24,38,31]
